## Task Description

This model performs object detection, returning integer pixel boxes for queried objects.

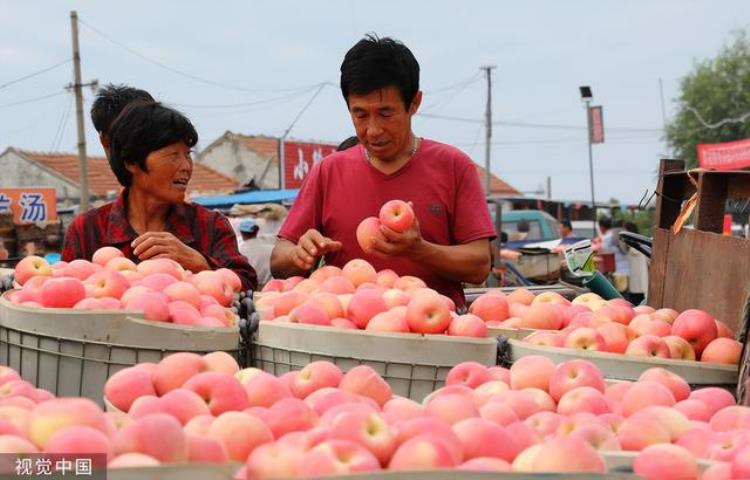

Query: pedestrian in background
[239,218,273,289]
[623,221,648,305]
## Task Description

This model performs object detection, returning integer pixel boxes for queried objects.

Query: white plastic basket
[107,464,238,480]
[257,471,637,480]
[252,321,499,401]
[601,450,714,474]
[0,291,246,405]
[487,326,539,340]
[505,337,739,385]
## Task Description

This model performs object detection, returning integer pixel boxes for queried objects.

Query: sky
[1,0,748,204]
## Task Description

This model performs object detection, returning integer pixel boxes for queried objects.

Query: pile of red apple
[259,258,489,337]
[469,289,742,365]
[5,247,240,328]
[0,352,748,479]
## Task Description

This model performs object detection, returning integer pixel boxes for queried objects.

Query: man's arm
[271,230,343,279]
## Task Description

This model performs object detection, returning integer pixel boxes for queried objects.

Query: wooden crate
[649,159,750,331]
[648,159,750,402]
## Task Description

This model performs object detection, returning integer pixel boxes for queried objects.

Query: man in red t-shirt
[271,35,495,307]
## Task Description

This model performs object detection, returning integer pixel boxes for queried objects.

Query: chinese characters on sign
[0,193,11,214]
[19,193,48,222]
[697,137,750,171]
[0,188,57,224]
[282,141,337,189]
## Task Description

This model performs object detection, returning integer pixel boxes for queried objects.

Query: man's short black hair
[340,34,420,110]
[598,216,613,230]
[108,101,198,187]
[90,84,154,135]
[561,220,572,230]
[336,136,359,151]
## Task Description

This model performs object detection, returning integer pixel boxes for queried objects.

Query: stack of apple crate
[648,159,750,399]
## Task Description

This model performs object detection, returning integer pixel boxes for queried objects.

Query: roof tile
[18,150,238,196]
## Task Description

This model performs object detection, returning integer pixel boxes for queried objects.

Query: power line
[417,112,664,132]
[173,84,327,110]
[282,83,328,138]
[50,92,74,151]
[422,75,482,114]
[0,91,66,109]
[416,112,480,124]
[0,59,71,91]
[423,73,482,95]
[78,18,322,94]
[454,133,660,147]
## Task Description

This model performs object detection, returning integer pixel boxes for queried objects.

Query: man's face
[127,142,193,204]
[348,86,422,163]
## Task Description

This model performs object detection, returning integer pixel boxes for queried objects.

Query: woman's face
[128,142,193,203]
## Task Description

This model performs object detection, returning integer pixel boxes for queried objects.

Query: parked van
[498,210,561,250]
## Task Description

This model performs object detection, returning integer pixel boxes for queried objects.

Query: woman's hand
[132,231,210,272]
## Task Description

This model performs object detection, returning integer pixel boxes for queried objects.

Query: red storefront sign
[697,138,750,171]
[282,141,337,189]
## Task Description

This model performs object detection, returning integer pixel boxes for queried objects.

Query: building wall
[198,140,280,189]
[0,150,78,205]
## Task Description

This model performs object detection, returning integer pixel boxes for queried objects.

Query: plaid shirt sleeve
[61,215,85,262]
[203,211,258,293]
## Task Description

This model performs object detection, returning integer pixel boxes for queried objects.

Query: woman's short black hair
[108,101,198,187]
[90,84,154,135]
[340,34,420,110]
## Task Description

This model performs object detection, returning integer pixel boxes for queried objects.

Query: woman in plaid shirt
[62,101,257,292]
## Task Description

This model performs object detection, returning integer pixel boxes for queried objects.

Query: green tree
[666,30,750,168]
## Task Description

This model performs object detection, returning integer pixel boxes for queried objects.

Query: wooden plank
[656,159,688,229]
[659,229,750,332]
[647,227,671,309]
[694,173,728,233]
[728,174,750,198]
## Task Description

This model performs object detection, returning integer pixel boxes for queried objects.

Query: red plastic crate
[595,253,616,274]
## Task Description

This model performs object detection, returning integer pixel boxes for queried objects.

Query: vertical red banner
[282,141,337,189]
[589,106,605,144]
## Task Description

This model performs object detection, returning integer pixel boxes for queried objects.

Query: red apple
[14,256,52,285]
[700,338,742,365]
[469,292,510,323]
[378,200,415,234]
[671,309,718,356]
[405,294,451,334]
[40,277,86,308]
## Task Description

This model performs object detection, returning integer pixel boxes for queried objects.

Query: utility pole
[579,86,597,237]
[480,65,497,195]
[69,10,95,213]
[585,98,596,235]
[546,176,552,200]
